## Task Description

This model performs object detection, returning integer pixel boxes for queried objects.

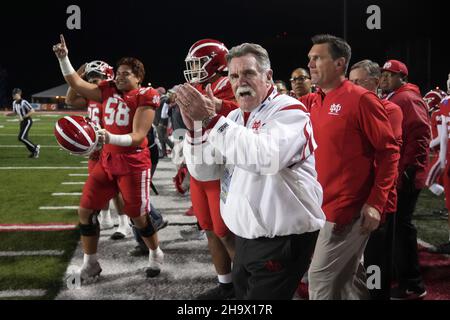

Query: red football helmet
[424,88,447,113]
[54,116,100,156]
[184,39,228,84]
[85,60,114,81]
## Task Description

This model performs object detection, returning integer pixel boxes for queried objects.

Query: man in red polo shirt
[381,59,431,300]
[306,34,400,300]
[349,59,403,300]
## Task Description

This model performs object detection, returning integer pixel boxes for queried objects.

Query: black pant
[18,118,37,153]
[393,178,424,290]
[233,231,318,300]
[157,124,174,156]
[364,213,395,300]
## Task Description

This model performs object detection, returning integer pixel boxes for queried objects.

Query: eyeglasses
[290,76,310,82]
[350,78,373,86]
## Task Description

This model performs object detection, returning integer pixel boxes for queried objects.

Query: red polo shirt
[310,80,400,227]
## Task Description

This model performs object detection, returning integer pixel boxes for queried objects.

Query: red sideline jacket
[310,80,400,227]
[386,83,431,190]
[379,100,403,218]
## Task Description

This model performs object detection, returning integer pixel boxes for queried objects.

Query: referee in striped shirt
[6,88,40,158]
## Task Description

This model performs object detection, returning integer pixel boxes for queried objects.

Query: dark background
[0,0,448,106]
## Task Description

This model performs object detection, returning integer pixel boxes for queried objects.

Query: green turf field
[0,112,86,300]
[0,111,448,300]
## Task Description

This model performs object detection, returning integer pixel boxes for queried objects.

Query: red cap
[381,60,409,76]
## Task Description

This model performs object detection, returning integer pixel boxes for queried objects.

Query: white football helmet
[85,60,114,81]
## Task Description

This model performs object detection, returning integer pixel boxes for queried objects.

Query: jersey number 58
[104,98,130,127]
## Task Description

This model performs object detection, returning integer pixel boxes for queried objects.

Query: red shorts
[88,151,101,173]
[80,150,152,218]
[190,176,229,238]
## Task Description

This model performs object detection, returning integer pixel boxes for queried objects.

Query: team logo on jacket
[252,120,262,131]
[329,103,342,115]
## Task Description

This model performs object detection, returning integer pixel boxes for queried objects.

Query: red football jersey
[438,96,450,154]
[98,81,160,154]
[87,100,102,126]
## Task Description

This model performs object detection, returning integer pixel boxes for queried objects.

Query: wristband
[58,56,76,76]
[108,133,133,147]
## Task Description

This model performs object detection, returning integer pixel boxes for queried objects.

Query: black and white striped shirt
[12,99,33,121]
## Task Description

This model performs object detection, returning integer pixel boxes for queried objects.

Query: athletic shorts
[80,151,151,218]
[190,176,230,238]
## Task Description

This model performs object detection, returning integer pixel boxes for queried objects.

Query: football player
[65,61,126,235]
[53,35,164,280]
[427,93,450,254]
[180,39,239,299]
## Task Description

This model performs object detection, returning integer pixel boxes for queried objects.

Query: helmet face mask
[184,56,212,84]
[424,88,447,113]
[183,39,228,84]
[85,60,114,82]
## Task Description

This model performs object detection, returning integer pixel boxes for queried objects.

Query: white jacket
[184,89,325,239]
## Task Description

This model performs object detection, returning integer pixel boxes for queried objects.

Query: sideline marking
[39,206,78,210]
[52,193,82,196]
[0,224,76,232]
[0,167,87,170]
[0,250,64,257]
[0,290,46,298]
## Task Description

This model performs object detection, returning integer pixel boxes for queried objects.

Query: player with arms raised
[53,35,164,281]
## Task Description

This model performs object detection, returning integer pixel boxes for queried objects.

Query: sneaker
[79,261,102,283]
[180,226,206,241]
[110,224,132,240]
[390,286,427,300]
[146,248,164,278]
[196,283,235,300]
[184,206,195,216]
[128,245,149,257]
[33,145,40,159]
[428,242,450,254]
[98,211,114,230]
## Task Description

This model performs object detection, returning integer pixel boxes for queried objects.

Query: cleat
[33,145,40,159]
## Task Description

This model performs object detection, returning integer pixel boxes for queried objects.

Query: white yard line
[39,206,78,210]
[0,167,87,170]
[0,134,54,136]
[0,224,77,231]
[0,289,46,298]
[61,182,85,185]
[0,145,59,148]
[52,193,82,196]
[68,173,89,177]
[80,161,88,164]
[0,250,64,257]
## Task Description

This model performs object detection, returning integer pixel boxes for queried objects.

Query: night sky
[0,0,448,105]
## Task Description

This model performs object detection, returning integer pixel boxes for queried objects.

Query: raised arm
[65,64,89,108]
[53,35,102,103]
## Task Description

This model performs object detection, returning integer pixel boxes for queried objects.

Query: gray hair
[350,59,381,79]
[226,43,271,72]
